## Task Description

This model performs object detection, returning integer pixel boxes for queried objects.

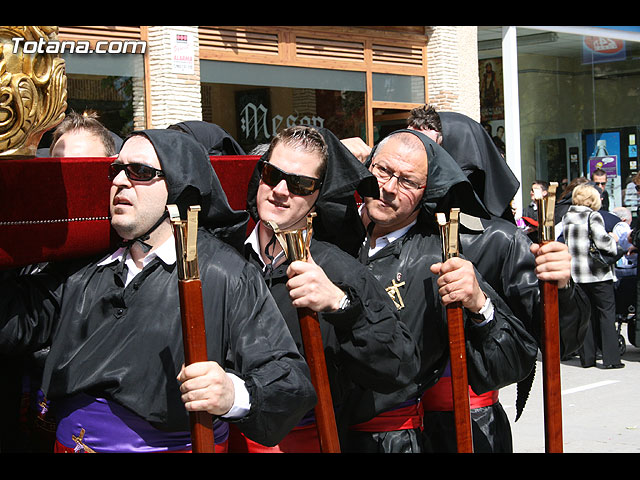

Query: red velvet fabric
[0,155,259,269]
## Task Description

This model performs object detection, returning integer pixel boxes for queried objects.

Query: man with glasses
[234,126,420,452]
[0,129,316,452]
[405,110,589,453]
[592,168,610,211]
[344,130,539,453]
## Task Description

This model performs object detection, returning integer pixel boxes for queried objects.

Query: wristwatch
[339,293,351,310]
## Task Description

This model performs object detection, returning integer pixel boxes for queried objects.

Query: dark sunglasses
[109,162,166,182]
[259,160,322,196]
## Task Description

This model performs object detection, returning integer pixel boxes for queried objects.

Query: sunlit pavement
[499,324,640,453]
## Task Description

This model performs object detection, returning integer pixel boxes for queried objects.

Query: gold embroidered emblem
[385,279,406,310]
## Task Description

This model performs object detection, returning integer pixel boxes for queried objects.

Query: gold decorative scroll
[0,26,67,158]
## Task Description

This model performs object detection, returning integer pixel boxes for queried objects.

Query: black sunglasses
[109,163,166,182]
[259,160,322,196]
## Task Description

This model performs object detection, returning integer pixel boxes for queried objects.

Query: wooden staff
[436,208,473,453]
[269,213,341,453]
[168,204,215,454]
[533,183,563,453]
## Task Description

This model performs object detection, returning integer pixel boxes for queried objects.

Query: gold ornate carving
[0,26,67,158]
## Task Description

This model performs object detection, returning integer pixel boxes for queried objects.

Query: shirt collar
[97,235,177,268]
[245,221,285,270]
[367,219,417,257]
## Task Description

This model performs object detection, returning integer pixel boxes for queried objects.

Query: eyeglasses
[594,181,607,186]
[109,162,165,182]
[371,163,426,191]
[259,160,322,196]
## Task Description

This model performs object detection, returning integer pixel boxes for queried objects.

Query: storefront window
[478,26,640,214]
[372,73,425,104]
[200,60,366,154]
[39,52,145,150]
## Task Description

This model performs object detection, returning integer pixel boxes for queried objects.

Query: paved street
[499,324,640,453]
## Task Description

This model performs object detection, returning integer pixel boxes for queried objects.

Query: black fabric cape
[131,129,250,252]
[169,120,246,156]
[342,129,537,427]
[363,128,489,225]
[423,113,590,451]
[345,221,538,426]
[0,130,316,446]
[246,127,380,257]
[244,238,420,404]
[439,112,520,222]
[244,126,420,441]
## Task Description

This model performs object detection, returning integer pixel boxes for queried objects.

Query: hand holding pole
[168,204,215,454]
[533,183,563,453]
[436,208,473,453]
[269,213,341,453]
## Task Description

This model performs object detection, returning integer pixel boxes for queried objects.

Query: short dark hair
[264,126,328,180]
[50,110,117,156]
[406,104,442,133]
[532,180,549,191]
[591,168,607,179]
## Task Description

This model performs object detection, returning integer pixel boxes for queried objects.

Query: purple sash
[55,394,228,453]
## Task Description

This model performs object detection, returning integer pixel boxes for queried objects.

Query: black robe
[343,129,537,452]
[243,126,420,446]
[423,113,590,452]
[0,231,315,445]
[0,129,316,449]
[343,219,539,427]
[245,237,420,404]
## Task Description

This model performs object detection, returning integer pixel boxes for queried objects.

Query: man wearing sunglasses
[233,126,420,452]
[591,168,610,211]
[0,129,316,452]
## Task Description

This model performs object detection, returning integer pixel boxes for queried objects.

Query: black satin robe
[0,229,316,447]
[342,219,539,427]
[244,238,421,408]
[459,215,590,355]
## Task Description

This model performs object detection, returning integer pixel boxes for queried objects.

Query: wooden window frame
[199,26,428,145]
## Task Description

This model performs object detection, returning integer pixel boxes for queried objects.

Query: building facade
[54,25,640,217]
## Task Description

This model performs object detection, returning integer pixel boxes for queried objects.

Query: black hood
[246,127,379,256]
[439,112,519,221]
[125,129,249,252]
[366,128,489,223]
[169,120,246,156]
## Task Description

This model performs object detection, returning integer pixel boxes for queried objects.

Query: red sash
[227,424,321,453]
[421,376,499,411]
[348,401,423,433]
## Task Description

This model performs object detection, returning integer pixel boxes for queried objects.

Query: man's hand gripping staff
[268,213,342,453]
[534,183,564,453]
[435,208,473,453]
[168,204,216,454]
